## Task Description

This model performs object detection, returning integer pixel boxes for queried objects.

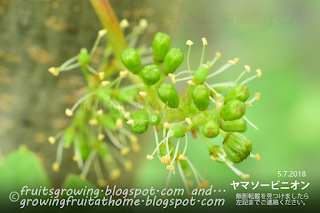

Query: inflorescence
[48,18,262,194]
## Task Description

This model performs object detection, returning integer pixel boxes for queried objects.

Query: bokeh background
[0,0,319,212]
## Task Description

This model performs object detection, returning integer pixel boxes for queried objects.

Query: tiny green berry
[121,48,142,74]
[162,48,184,75]
[171,124,186,138]
[219,118,247,132]
[192,85,210,111]
[130,110,149,134]
[140,64,161,85]
[157,83,180,108]
[152,32,171,63]
[223,132,252,163]
[220,99,246,121]
[224,84,249,104]
[193,64,209,85]
[148,113,161,125]
[103,117,117,131]
[202,119,220,138]
[78,48,90,66]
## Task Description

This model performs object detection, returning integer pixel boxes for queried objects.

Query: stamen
[153,126,161,159]
[116,118,123,127]
[98,134,105,141]
[59,63,80,72]
[209,96,216,104]
[98,72,105,80]
[105,129,125,149]
[139,91,147,97]
[204,82,222,97]
[185,118,192,125]
[217,152,249,179]
[228,60,236,65]
[210,82,233,88]
[177,161,191,195]
[79,149,97,180]
[200,37,207,66]
[185,157,201,185]
[53,137,65,172]
[48,67,59,76]
[73,137,83,169]
[186,40,193,76]
[60,55,78,69]
[67,91,97,116]
[93,158,107,187]
[110,169,121,180]
[209,52,221,68]
[167,139,180,170]
[187,80,193,85]
[243,116,259,131]
[120,70,128,78]
[89,119,98,125]
[241,70,262,85]
[165,170,173,195]
[101,81,110,87]
[127,120,134,125]
[181,133,188,157]
[119,19,129,29]
[120,147,130,155]
[207,62,233,79]
[250,153,261,161]
[90,30,107,57]
[48,136,55,145]
[216,102,222,110]
[234,58,240,63]
[87,65,99,75]
[255,92,261,101]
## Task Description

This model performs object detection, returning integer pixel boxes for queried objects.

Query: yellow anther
[97,180,107,188]
[117,105,124,111]
[65,108,73,116]
[79,175,86,181]
[161,156,166,164]
[196,183,203,189]
[98,134,105,141]
[120,70,128,78]
[202,180,210,189]
[101,81,110,87]
[171,78,176,84]
[187,80,193,85]
[48,67,59,76]
[186,40,193,46]
[185,118,192,125]
[165,155,171,164]
[242,174,250,179]
[97,109,103,115]
[146,155,154,160]
[255,92,261,101]
[247,102,253,107]
[210,156,216,161]
[119,19,129,28]
[166,165,175,170]
[130,135,138,143]
[255,153,260,161]
[256,69,262,77]
[110,169,121,180]
[234,58,239,63]
[215,52,221,59]
[120,147,130,155]
[98,29,107,37]
[216,94,222,99]
[168,73,176,78]
[139,19,148,29]
[52,162,60,172]
[48,136,55,145]
[216,102,222,110]
[116,118,123,127]
[139,91,147,97]
[124,112,130,119]
[228,60,236,65]
[127,120,134,125]
[164,122,171,129]
[72,156,78,161]
[187,180,194,186]
[245,65,251,73]
[89,119,98,125]
[202,37,208,45]
[124,161,132,171]
[132,144,141,152]
[178,154,186,161]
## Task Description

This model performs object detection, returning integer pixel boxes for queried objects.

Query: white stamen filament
[60,55,78,69]
[207,62,232,79]
[210,82,234,88]
[105,129,126,149]
[80,149,97,179]
[243,116,259,131]
[217,152,248,179]
[169,139,180,167]
[59,63,80,72]
[182,134,188,156]
[70,91,97,113]
[178,161,191,195]
[153,126,161,159]
[204,82,220,96]
[241,74,258,85]
[185,157,201,185]
[56,137,65,167]
[93,157,104,182]
[87,65,99,75]
[74,137,83,169]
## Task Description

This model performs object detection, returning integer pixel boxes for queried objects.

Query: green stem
[196,129,219,155]
[90,0,127,63]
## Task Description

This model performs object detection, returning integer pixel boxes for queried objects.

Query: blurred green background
[0,0,319,212]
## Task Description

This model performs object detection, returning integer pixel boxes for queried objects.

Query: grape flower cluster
[48,19,262,194]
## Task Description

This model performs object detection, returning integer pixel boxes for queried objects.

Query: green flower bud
[152,32,171,63]
[162,48,184,75]
[157,83,180,108]
[224,84,249,104]
[193,64,209,85]
[220,99,245,121]
[140,64,161,85]
[202,120,220,138]
[148,113,161,125]
[219,118,247,132]
[130,110,149,134]
[223,132,252,163]
[121,48,142,74]
[63,128,75,148]
[103,117,117,131]
[78,48,90,66]
[192,85,210,111]
[171,124,186,138]
[117,89,138,102]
